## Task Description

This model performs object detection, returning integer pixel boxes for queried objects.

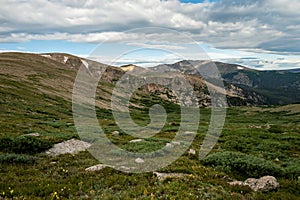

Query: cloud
[0,0,299,55]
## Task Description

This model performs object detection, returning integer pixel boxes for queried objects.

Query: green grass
[1,54,300,198]
[1,97,299,199]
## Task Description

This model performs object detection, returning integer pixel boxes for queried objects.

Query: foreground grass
[0,73,300,199]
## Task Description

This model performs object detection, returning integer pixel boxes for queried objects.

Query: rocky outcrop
[229,176,279,192]
[45,139,91,156]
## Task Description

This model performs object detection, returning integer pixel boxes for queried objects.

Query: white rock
[229,176,279,192]
[188,149,196,155]
[129,139,144,143]
[85,164,109,172]
[153,172,189,181]
[228,181,244,186]
[166,143,174,148]
[112,131,119,135]
[135,158,144,164]
[41,54,51,58]
[63,56,68,63]
[24,132,40,137]
[171,141,181,145]
[45,139,91,156]
[244,176,279,192]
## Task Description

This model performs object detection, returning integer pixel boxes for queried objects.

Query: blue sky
[0,0,299,70]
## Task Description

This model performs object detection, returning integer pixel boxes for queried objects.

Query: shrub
[284,162,300,179]
[269,125,284,133]
[0,153,36,164]
[0,136,52,154]
[202,151,283,178]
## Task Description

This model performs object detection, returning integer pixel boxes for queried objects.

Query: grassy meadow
[0,77,300,199]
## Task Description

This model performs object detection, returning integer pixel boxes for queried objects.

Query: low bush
[202,151,283,178]
[0,136,52,154]
[0,153,36,164]
[269,125,284,133]
[284,162,300,179]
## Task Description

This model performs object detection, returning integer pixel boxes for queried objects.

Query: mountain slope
[151,60,300,105]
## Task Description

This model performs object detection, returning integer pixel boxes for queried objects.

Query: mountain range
[0,52,299,109]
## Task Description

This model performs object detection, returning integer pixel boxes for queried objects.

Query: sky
[0,0,300,70]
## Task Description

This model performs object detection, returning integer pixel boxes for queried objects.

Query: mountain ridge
[1,52,299,108]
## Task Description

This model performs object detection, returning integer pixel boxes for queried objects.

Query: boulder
[244,176,279,192]
[45,139,91,156]
[229,176,279,192]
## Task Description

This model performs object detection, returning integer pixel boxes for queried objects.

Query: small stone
[129,139,144,143]
[153,172,189,181]
[85,164,109,172]
[222,175,233,181]
[24,132,40,137]
[166,143,174,148]
[228,181,244,186]
[171,141,181,145]
[188,149,196,155]
[183,131,195,136]
[135,158,144,164]
[112,131,119,135]
[119,166,135,171]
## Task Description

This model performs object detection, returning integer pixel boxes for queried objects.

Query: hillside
[0,52,256,109]
[151,60,300,105]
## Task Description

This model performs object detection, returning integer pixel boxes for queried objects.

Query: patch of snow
[81,59,89,69]
[64,56,68,63]
[41,54,51,58]
[237,66,244,70]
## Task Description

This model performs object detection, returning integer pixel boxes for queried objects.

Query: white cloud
[0,0,299,55]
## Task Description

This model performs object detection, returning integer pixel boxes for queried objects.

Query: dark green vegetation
[0,52,299,199]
